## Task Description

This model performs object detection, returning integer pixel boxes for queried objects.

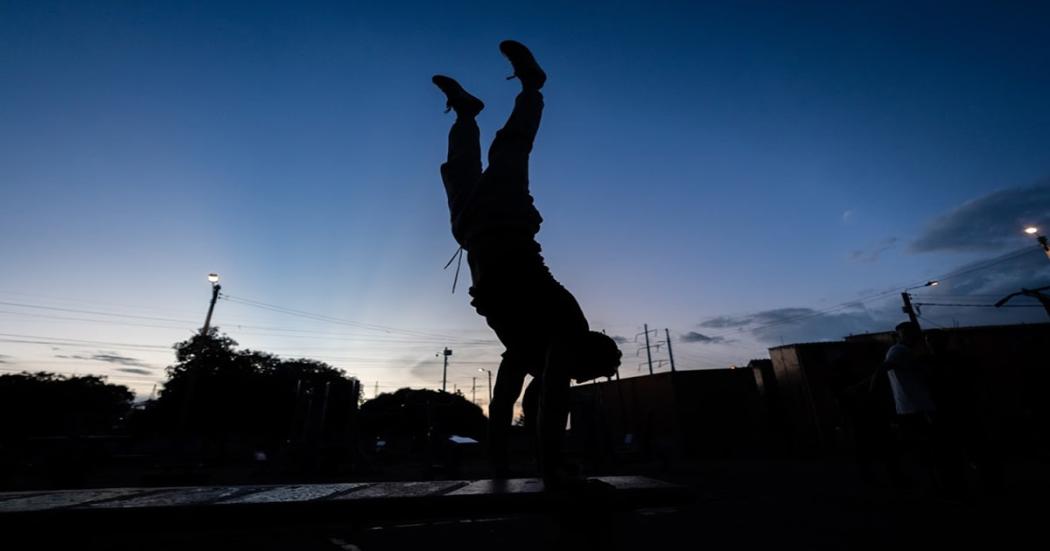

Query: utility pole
[900,280,939,331]
[472,377,477,404]
[374,381,379,399]
[181,273,221,434]
[478,368,492,406]
[664,328,677,373]
[900,292,921,330]
[201,273,221,335]
[440,347,452,392]
[643,323,654,375]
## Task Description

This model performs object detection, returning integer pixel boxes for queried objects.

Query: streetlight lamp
[201,273,222,335]
[1023,226,1050,260]
[477,368,492,406]
[900,280,939,328]
[904,280,940,291]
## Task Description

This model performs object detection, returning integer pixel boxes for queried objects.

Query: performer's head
[567,331,622,383]
[895,321,921,345]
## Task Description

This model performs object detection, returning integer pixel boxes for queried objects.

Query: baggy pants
[439,89,586,481]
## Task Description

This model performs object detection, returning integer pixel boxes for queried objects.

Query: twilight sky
[2,1,1049,402]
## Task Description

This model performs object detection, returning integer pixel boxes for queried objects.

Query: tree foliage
[359,387,487,441]
[0,372,133,439]
[142,329,360,445]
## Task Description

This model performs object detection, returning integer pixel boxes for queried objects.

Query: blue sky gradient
[2,1,1049,399]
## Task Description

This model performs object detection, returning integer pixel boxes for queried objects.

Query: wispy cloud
[697,305,891,345]
[702,251,1050,345]
[924,247,1050,297]
[0,353,10,364]
[55,351,152,368]
[698,316,752,329]
[115,367,153,376]
[698,182,1050,347]
[680,332,729,344]
[911,181,1050,253]
[850,237,898,263]
[610,335,629,344]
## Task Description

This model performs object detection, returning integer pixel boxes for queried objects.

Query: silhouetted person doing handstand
[433,41,621,489]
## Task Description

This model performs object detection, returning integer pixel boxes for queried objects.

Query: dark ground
[48,455,1048,551]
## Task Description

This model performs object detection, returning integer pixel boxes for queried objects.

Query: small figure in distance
[433,40,622,491]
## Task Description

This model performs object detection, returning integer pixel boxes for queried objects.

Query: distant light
[927,280,939,287]
[1025,226,1039,235]
[208,273,220,284]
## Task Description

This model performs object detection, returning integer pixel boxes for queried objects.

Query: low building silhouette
[568,367,769,468]
[568,321,1049,470]
[769,322,1050,455]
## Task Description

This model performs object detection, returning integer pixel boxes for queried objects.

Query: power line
[698,246,1043,340]
[0,302,498,346]
[0,309,195,332]
[915,314,949,329]
[0,289,237,320]
[0,291,494,343]
[0,333,173,351]
[913,302,1043,308]
[660,246,1045,368]
[221,294,492,343]
[0,290,500,346]
[0,301,199,326]
[933,246,1041,284]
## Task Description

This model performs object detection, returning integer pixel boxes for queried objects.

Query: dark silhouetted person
[432,41,622,489]
[885,322,936,420]
[884,321,949,493]
[833,358,907,487]
[925,330,1004,495]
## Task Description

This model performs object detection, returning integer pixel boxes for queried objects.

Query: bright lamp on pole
[208,273,220,284]
[905,280,940,292]
[1025,226,1050,260]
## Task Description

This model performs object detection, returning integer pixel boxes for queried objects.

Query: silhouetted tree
[0,372,133,439]
[142,329,360,449]
[359,388,487,442]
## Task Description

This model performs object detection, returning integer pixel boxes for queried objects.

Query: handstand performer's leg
[521,376,541,432]
[537,341,573,486]
[488,355,528,476]
[433,75,484,224]
[485,40,547,189]
[521,375,542,469]
[485,90,543,189]
[441,116,482,215]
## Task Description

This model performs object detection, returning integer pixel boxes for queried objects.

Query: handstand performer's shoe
[499,40,546,90]
[432,75,484,116]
